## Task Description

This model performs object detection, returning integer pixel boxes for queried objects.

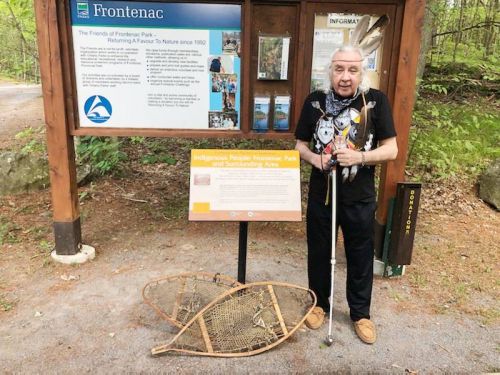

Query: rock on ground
[479,158,500,210]
[0,151,49,195]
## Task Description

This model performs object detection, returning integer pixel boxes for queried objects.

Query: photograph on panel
[222,31,241,55]
[257,35,290,80]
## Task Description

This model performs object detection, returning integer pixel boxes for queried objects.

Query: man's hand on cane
[332,148,363,167]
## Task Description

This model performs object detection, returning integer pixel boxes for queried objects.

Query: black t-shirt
[295,89,396,204]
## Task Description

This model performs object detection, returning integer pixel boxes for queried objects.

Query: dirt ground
[0,80,498,373]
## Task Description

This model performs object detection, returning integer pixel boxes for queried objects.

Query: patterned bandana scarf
[325,88,361,117]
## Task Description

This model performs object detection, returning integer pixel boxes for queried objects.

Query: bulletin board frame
[34,0,425,256]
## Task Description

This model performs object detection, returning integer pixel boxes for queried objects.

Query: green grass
[476,307,500,325]
[408,271,429,290]
[408,98,500,181]
[0,216,19,245]
[0,295,15,312]
[160,196,189,220]
[38,240,53,253]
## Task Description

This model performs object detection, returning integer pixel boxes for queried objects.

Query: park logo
[76,1,89,18]
[84,95,112,124]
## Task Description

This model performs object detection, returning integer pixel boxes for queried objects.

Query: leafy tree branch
[432,21,500,37]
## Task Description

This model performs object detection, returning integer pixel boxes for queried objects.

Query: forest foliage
[408,0,499,180]
[0,0,498,180]
[0,0,38,81]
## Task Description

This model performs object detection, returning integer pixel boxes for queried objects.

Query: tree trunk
[453,0,466,62]
[471,0,481,48]
[483,0,498,57]
[416,4,435,87]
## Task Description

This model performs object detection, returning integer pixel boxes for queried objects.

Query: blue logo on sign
[76,1,89,18]
[84,95,112,124]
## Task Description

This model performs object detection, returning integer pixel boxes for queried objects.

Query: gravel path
[1,228,498,374]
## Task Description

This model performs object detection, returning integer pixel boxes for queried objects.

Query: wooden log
[34,0,81,255]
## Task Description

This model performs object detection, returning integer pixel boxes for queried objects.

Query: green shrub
[76,136,127,175]
[408,98,499,181]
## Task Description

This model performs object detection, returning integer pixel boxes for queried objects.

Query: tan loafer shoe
[305,306,325,330]
[354,318,376,344]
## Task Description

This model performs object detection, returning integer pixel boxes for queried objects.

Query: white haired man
[295,46,398,344]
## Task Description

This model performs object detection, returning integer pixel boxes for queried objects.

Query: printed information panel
[189,150,302,221]
[70,0,241,129]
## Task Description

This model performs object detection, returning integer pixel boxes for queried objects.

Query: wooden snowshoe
[151,281,317,357]
[142,272,241,328]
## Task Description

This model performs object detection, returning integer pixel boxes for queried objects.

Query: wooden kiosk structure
[34,0,424,257]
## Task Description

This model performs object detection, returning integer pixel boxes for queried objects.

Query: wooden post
[241,0,251,133]
[237,221,249,283]
[34,0,81,255]
[376,0,426,244]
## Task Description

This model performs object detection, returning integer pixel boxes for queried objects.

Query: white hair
[321,45,371,94]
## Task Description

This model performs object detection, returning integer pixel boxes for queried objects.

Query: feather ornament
[360,35,384,58]
[350,15,371,46]
[346,14,390,57]
[359,14,390,45]
[352,101,375,149]
[358,15,390,57]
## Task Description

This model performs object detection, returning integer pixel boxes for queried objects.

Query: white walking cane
[325,165,336,346]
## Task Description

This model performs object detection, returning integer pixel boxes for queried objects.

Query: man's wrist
[311,153,321,170]
[360,151,366,167]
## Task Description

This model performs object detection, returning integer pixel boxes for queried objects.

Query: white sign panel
[310,29,344,91]
[70,1,241,129]
[189,150,302,221]
[327,14,361,29]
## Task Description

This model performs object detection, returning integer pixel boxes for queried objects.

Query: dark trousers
[306,198,376,321]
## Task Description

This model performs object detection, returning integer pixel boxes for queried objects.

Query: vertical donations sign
[70,1,241,129]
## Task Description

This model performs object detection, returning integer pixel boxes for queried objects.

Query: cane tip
[324,335,334,346]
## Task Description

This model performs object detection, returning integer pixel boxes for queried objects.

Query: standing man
[295,46,397,344]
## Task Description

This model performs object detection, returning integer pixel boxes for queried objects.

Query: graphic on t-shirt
[313,99,376,182]
[315,115,335,151]
[333,109,353,131]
